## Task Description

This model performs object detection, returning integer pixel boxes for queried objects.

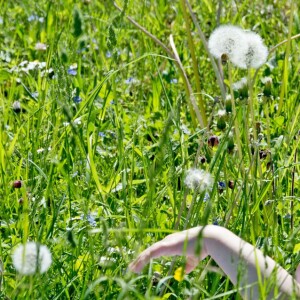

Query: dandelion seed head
[12,242,52,275]
[184,169,213,192]
[208,25,246,60]
[231,31,268,69]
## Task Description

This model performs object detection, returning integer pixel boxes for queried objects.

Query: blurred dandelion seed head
[208,25,268,70]
[231,31,268,69]
[208,25,246,60]
[184,169,213,192]
[12,242,52,275]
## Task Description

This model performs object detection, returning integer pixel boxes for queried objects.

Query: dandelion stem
[228,62,243,170]
[247,70,261,234]
[247,70,257,142]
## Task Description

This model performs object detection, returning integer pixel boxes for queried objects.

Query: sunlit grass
[0,0,300,299]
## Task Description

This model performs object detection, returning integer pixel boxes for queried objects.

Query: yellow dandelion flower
[174,267,184,282]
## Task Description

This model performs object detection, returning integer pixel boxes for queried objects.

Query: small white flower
[19,60,28,67]
[111,183,123,193]
[208,25,246,60]
[37,148,45,154]
[38,62,47,69]
[35,43,47,51]
[12,101,21,112]
[26,61,39,71]
[231,31,268,69]
[99,256,117,267]
[261,76,272,84]
[12,242,52,275]
[184,169,213,192]
[232,77,247,90]
[41,197,47,208]
[217,109,226,117]
[69,63,78,70]
[73,117,81,125]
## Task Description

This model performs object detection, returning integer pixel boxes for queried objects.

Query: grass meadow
[1,0,300,299]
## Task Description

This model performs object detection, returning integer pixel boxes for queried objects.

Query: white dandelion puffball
[208,25,246,60]
[184,169,213,192]
[231,31,268,69]
[12,242,52,275]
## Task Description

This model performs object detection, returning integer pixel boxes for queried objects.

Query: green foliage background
[0,0,300,299]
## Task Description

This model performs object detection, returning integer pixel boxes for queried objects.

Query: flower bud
[228,180,235,189]
[208,135,219,147]
[13,180,22,188]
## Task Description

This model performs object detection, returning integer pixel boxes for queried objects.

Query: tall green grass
[0,0,300,299]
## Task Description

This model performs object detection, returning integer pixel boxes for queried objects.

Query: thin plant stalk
[252,32,300,85]
[185,0,226,100]
[179,0,207,126]
[247,68,263,183]
[291,150,296,230]
[174,190,188,230]
[227,62,243,170]
[113,2,206,128]
[163,188,205,296]
[169,35,206,128]
[216,0,222,26]
[269,33,300,54]
[278,1,294,114]
[247,70,257,143]
[184,192,200,229]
